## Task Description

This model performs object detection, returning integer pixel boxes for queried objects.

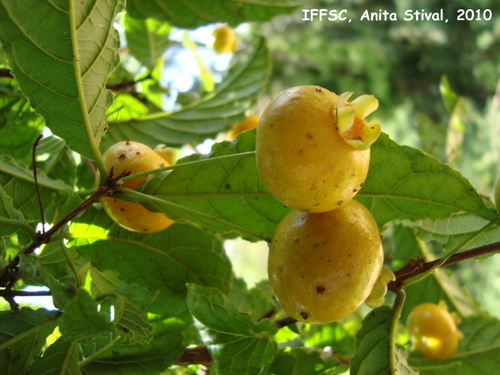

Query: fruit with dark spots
[256,85,381,213]
[267,199,384,324]
[101,141,175,233]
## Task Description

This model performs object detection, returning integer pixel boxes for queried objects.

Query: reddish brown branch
[0,172,125,306]
[175,345,212,367]
[0,68,14,79]
[389,240,500,291]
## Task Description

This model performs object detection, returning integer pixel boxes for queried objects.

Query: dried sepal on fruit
[334,92,382,150]
[101,141,174,233]
[364,266,396,308]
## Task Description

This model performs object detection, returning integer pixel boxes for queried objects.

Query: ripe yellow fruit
[101,141,174,233]
[407,302,462,360]
[228,114,260,139]
[268,200,384,324]
[212,25,237,53]
[256,85,381,213]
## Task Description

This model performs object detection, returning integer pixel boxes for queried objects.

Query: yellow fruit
[228,114,259,139]
[256,85,381,213]
[212,25,237,53]
[407,302,462,360]
[268,200,383,324]
[101,141,174,233]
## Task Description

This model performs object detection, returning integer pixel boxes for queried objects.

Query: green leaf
[351,306,393,375]
[186,283,278,375]
[229,279,280,321]
[106,293,152,345]
[138,130,288,242]
[411,315,500,375]
[59,289,115,341]
[28,338,81,375]
[0,154,70,222]
[263,347,340,375]
[388,225,481,322]
[80,285,189,374]
[0,185,24,236]
[36,136,78,188]
[0,0,124,160]
[409,213,500,252]
[103,37,271,148]
[80,333,184,375]
[0,307,60,375]
[69,209,233,296]
[124,13,172,69]
[357,133,497,228]
[126,0,301,28]
[302,322,356,358]
[0,93,45,164]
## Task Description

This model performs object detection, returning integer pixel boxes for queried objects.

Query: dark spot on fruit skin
[293,238,300,243]
[360,182,365,187]
[316,285,326,294]
[306,133,314,140]
[136,151,141,155]
[337,200,343,206]
[315,87,323,93]
[120,208,125,212]
[119,153,126,160]
[126,141,131,145]
[300,311,309,320]
[160,163,165,167]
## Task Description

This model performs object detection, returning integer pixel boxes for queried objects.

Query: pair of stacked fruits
[255,85,394,324]
[256,86,462,360]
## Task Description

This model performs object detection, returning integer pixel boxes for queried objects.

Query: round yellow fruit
[407,302,461,360]
[101,141,175,233]
[256,85,381,213]
[212,25,236,53]
[228,114,259,139]
[268,199,384,324]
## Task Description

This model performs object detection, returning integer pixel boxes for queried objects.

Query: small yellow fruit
[268,200,383,324]
[256,85,381,213]
[212,25,237,53]
[228,114,259,139]
[101,141,174,233]
[154,144,177,166]
[407,302,462,360]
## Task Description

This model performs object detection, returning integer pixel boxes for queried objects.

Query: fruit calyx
[333,92,381,150]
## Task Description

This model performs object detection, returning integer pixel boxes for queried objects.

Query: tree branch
[0,68,14,79]
[389,240,500,291]
[0,171,125,303]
